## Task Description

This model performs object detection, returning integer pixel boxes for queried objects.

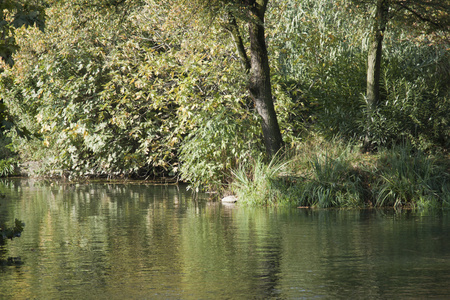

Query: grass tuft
[230,136,449,209]
[373,144,450,208]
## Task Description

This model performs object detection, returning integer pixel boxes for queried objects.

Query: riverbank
[230,138,450,209]
[1,136,448,209]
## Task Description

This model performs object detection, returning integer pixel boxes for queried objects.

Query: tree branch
[222,13,251,73]
[396,1,442,29]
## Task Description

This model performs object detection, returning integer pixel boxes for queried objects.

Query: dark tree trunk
[247,0,283,157]
[364,0,389,151]
[366,0,389,110]
[221,0,282,157]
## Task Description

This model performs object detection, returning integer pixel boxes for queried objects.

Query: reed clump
[374,145,449,209]
[231,137,449,209]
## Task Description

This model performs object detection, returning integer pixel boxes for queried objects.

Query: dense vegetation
[232,137,449,208]
[0,0,448,207]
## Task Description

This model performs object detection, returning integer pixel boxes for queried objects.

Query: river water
[1,179,449,299]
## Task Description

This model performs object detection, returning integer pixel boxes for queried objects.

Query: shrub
[180,109,262,191]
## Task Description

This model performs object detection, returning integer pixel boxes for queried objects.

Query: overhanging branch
[222,13,251,73]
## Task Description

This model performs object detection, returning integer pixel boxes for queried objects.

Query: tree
[0,0,45,67]
[184,0,283,158]
[362,0,449,150]
[366,0,389,114]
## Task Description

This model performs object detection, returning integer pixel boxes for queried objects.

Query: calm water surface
[1,179,449,299]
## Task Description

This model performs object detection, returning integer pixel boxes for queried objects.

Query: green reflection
[0,179,449,299]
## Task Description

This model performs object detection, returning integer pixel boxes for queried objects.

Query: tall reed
[291,138,367,208]
[231,154,291,206]
[230,137,449,209]
[231,137,368,208]
[373,144,450,208]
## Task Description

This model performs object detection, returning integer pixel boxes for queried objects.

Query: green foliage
[1,1,182,178]
[0,133,17,177]
[271,78,308,145]
[286,138,368,208]
[180,109,262,191]
[359,38,449,151]
[0,0,448,193]
[374,144,450,207]
[231,136,449,209]
[231,138,367,207]
[231,154,291,206]
[1,0,259,184]
[268,0,449,151]
[296,143,365,208]
[0,158,17,177]
[268,0,368,139]
[0,0,45,66]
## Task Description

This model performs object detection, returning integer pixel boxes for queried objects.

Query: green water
[1,179,449,299]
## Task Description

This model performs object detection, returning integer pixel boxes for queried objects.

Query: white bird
[221,195,238,203]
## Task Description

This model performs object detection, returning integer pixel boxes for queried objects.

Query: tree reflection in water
[0,179,449,299]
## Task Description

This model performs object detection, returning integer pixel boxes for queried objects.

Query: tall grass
[289,137,369,208]
[374,144,450,208]
[232,137,369,208]
[230,136,449,209]
[0,158,17,177]
[231,154,291,206]
[0,135,18,177]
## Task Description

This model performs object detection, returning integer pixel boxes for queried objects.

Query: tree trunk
[366,0,389,110]
[364,0,389,150]
[247,0,283,158]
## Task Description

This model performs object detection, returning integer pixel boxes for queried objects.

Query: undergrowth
[231,137,449,209]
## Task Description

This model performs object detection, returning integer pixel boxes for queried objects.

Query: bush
[359,43,449,152]
[180,109,262,191]
[269,0,449,151]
